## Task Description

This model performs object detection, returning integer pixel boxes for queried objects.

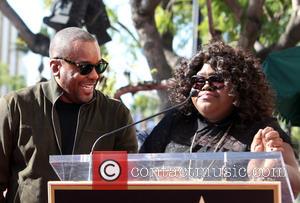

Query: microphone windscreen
[190,88,199,97]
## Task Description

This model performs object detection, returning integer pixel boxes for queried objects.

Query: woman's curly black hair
[169,40,275,125]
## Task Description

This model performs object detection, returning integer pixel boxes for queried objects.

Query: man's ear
[50,59,61,76]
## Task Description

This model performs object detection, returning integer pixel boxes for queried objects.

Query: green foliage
[291,127,300,157]
[277,118,300,156]
[154,1,193,50]
[15,37,29,53]
[97,73,117,97]
[259,0,291,47]
[43,0,53,8]
[106,6,119,23]
[171,1,193,31]
[198,0,292,46]
[150,68,158,76]
[131,93,159,117]
[292,127,300,142]
[212,1,239,41]
[0,63,26,92]
[39,26,50,37]
[155,1,193,35]
[199,0,241,43]
[0,63,10,86]
[155,6,176,35]
[100,45,109,57]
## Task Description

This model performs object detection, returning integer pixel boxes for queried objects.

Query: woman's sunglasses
[53,57,108,75]
[191,74,225,90]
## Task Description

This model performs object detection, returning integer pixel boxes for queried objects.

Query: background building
[0,12,25,96]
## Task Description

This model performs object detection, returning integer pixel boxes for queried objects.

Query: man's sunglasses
[191,74,225,90]
[53,57,108,75]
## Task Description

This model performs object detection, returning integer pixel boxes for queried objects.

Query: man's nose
[88,67,99,80]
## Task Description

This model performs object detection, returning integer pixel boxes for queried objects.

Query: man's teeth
[82,84,94,89]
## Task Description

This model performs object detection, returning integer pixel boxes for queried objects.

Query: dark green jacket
[0,79,137,203]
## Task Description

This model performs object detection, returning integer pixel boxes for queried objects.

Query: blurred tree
[131,93,160,130]
[0,63,26,93]
[291,127,300,157]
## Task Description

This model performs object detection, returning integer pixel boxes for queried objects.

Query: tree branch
[130,0,172,81]
[130,0,173,108]
[134,0,161,14]
[223,0,243,23]
[163,49,181,70]
[238,0,265,50]
[257,1,300,59]
[206,0,215,38]
[0,0,50,56]
[115,21,141,46]
[273,2,300,50]
[114,80,172,99]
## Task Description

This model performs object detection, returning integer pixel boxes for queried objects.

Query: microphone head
[189,88,199,97]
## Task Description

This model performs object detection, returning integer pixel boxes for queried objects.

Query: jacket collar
[42,77,64,104]
[42,77,97,105]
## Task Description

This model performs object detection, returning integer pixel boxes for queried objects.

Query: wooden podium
[49,152,293,203]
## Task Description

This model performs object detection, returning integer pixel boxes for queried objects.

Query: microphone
[90,88,199,153]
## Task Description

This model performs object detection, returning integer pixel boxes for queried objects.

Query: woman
[140,40,300,196]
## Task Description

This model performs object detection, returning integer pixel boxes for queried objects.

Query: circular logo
[99,159,121,181]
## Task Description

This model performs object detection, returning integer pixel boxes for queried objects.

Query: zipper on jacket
[71,96,96,154]
[71,105,82,154]
[52,94,63,155]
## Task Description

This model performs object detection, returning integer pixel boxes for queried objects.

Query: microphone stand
[88,89,198,181]
[90,89,198,153]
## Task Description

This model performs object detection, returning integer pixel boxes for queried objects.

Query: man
[0,27,137,203]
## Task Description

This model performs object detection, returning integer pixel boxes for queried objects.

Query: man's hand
[251,127,284,152]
